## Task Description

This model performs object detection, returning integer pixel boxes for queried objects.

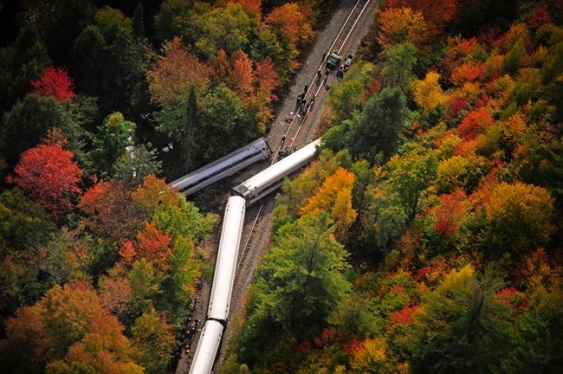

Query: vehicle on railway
[233,138,322,205]
[207,195,246,322]
[188,320,224,374]
[169,137,271,196]
[188,196,246,374]
[326,52,342,70]
[337,54,353,78]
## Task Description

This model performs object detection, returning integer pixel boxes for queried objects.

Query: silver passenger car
[207,195,246,322]
[169,137,271,196]
[188,320,224,374]
[233,138,321,205]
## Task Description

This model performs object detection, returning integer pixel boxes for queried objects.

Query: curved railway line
[177,1,378,372]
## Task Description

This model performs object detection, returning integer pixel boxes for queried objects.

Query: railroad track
[182,1,378,372]
[272,0,372,161]
[226,0,375,323]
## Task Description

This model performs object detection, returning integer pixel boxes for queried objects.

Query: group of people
[183,318,201,355]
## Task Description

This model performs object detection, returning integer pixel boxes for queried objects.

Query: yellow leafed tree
[377,7,430,50]
[301,167,357,241]
[414,71,447,113]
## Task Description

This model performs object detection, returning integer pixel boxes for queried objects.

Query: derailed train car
[189,196,246,374]
[233,138,322,205]
[169,137,271,196]
[189,141,321,373]
[188,320,224,374]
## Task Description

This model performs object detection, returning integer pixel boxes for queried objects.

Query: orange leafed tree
[301,167,357,241]
[450,61,486,86]
[377,6,430,49]
[132,174,179,214]
[146,37,211,108]
[265,2,314,49]
[7,142,83,219]
[211,50,280,128]
[227,49,255,98]
[386,0,457,35]
[0,283,141,373]
[31,66,76,102]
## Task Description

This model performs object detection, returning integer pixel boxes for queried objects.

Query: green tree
[409,265,520,373]
[249,213,350,335]
[0,23,51,115]
[44,0,96,64]
[0,189,55,256]
[328,61,376,122]
[90,112,136,177]
[347,88,408,162]
[386,147,438,221]
[130,307,175,373]
[197,84,260,161]
[240,213,351,364]
[154,0,195,44]
[0,94,64,166]
[111,145,162,189]
[127,259,160,319]
[132,3,146,41]
[193,3,257,59]
[380,42,417,91]
[518,285,563,372]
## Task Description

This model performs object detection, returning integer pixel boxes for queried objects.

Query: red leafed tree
[254,57,280,102]
[433,190,469,237]
[119,222,173,272]
[78,181,144,242]
[136,222,172,267]
[31,66,76,102]
[528,2,551,28]
[386,0,457,36]
[7,143,83,219]
[392,304,421,324]
[253,57,280,129]
[457,108,494,140]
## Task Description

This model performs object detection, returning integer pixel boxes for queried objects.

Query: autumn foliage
[386,0,457,35]
[31,66,76,102]
[146,37,211,108]
[377,7,430,49]
[6,142,83,218]
[456,108,494,140]
[433,190,468,237]
[301,167,357,240]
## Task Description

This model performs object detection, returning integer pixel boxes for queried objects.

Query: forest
[0,0,561,373]
[0,0,334,372]
[220,0,563,373]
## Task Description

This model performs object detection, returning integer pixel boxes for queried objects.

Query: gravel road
[176,1,378,372]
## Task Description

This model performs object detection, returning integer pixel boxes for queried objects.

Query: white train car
[169,137,271,196]
[207,195,246,322]
[188,320,224,374]
[233,138,321,205]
